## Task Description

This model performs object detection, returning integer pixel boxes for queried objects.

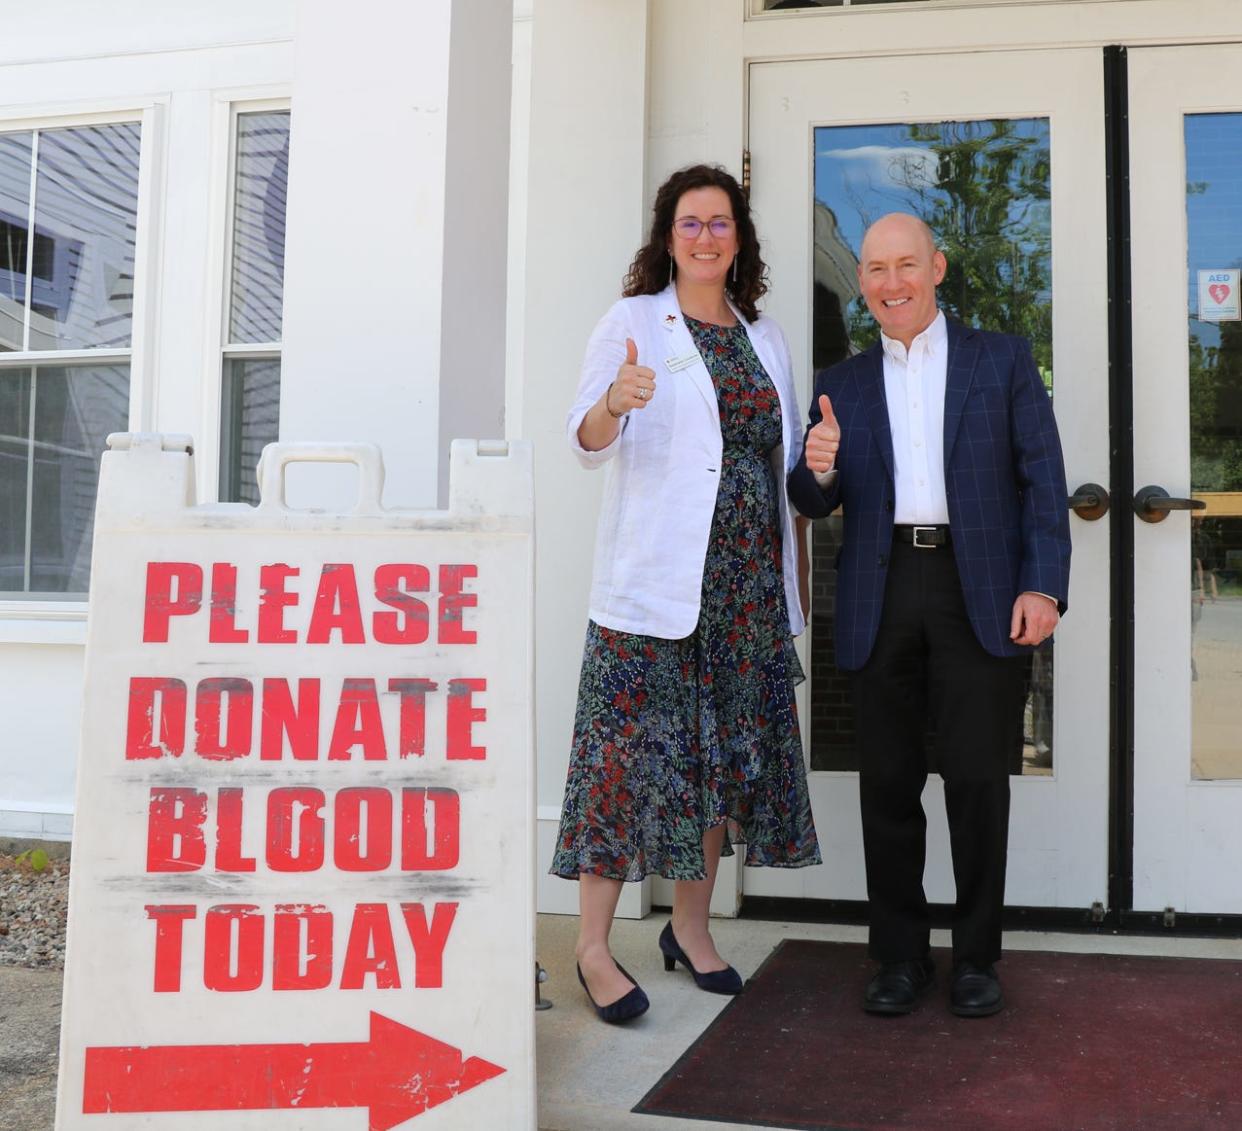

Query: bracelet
[605,382,626,419]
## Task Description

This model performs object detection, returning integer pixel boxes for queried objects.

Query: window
[0,122,140,597]
[219,109,289,504]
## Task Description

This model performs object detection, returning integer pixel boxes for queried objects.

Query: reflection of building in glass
[812,201,859,370]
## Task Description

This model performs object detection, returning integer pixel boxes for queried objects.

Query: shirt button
[878,554,887,566]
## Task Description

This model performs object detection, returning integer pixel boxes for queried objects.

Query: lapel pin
[664,314,677,325]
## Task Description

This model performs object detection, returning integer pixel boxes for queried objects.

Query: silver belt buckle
[912,525,938,549]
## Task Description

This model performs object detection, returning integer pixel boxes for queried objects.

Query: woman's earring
[668,256,675,286]
[732,256,739,286]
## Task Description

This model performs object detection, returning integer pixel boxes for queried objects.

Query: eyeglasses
[672,215,736,240]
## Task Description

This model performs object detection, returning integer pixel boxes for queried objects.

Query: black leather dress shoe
[863,957,935,1015]
[950,962,1004,1017]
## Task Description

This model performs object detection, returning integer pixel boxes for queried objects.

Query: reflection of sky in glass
[814,119,1051,290]
[1186,114,1242,349]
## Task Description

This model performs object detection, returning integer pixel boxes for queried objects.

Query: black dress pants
[851,538,1026,967]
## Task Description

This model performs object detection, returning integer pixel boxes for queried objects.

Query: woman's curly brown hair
[622,164,769,323]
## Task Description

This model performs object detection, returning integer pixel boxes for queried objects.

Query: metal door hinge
[1163,906,1176,928]
[1090,901,1106,923]
[741,149,751,196]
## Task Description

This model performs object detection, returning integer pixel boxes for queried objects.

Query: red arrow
[82,1011,504,1130]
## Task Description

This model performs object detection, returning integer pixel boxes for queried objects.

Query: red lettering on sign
[145,904,197,992]
[307,563,365,644]
[260,678,320,760]
[340,903,401,990]
[208,563,249,643]
[401,901,458,989]
[437,565,477,644]
[272,903,333,991]
[328,678,387,760]
[401,788,460,871]
[446,678,487,760]
[194,677,254,760]
[388,678,436,758]
[143,562,203,642]
[127,678,187,759]
[146,788,208,872]
[334,788,393,872]
[372,564,431,645]
[203,905,265,992]
[266,787,326,872]
[214,787,257,872]
[257,563,299,643]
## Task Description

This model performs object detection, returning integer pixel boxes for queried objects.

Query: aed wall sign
[55,437,536,1131]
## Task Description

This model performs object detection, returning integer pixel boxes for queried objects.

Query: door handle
[1067,483,1110,520]
[1132,485,1207,523]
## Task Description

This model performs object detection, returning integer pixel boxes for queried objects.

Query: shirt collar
[880,309,946,364]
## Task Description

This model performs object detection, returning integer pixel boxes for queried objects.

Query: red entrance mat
[633,939,1242,1130]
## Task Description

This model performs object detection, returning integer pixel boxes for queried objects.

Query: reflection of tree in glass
[846,120,1052,379]
[1190,317,1242,492]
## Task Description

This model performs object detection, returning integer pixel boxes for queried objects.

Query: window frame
[0,101,160,632]
[201,93,291,506]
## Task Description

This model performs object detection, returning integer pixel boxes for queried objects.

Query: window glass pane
[1186,112,1242,780]
[0,132,32,353]
[229,112,289,344]
[0,368,31,591]
[808,117,1053,775]
[27,365,129,594]
[220,357,280,504]
[28,123,141,352]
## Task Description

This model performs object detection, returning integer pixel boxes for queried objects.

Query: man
[788,213,1070,1018]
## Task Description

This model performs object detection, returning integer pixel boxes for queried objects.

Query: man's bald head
[856,212,946,349]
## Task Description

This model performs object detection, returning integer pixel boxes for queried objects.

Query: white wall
[0,11,295,840]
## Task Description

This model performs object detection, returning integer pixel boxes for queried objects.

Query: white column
[520,0,653,917]
[280,0,512,510]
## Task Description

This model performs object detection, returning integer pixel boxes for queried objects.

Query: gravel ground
[0,843,67,1131]
[0,854,68,971]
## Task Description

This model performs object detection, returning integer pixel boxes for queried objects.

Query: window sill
[0,601,88,646]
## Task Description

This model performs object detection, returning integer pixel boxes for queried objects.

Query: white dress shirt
[883,310,949,525]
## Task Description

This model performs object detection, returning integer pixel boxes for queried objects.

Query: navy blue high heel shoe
[658,921,743,995]
[576,961,649,1024]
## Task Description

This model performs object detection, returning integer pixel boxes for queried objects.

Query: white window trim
[0,101,162,628]
[200,91,291,506]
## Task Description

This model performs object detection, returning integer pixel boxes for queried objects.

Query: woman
[551,165,820,1023]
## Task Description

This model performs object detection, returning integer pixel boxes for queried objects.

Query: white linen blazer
[566,284,806,640]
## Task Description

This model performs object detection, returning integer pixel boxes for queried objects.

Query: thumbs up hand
[606,337,658,416]
[805,393,841,474]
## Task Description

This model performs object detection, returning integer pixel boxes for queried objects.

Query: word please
[127,675,486,761]
[143,561,478,645]
[144,901,457,992]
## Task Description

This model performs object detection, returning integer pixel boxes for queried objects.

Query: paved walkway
[0,966,60,1131]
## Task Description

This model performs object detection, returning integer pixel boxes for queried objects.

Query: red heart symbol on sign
[1210,283,1232,304]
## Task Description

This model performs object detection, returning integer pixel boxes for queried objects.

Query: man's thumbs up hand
[805,393,841,474]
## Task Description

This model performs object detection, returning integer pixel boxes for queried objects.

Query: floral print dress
[551,315,821,882]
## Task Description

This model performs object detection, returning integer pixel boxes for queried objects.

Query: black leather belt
[893,524,951,548]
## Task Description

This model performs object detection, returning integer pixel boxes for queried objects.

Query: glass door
[1130,43,1242,914]
[747,50,1111,906]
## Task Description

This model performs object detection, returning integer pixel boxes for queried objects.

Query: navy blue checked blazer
[787,319,1071,671]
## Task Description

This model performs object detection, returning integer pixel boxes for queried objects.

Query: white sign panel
[1198,269,1241,322]
[56,437,535,1130]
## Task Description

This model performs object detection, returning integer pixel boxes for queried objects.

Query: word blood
[146,786,460,873]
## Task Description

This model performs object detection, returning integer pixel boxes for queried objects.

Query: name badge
[665,352,699,373]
